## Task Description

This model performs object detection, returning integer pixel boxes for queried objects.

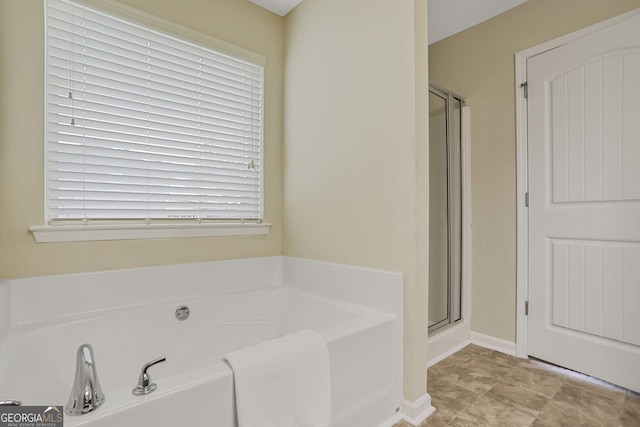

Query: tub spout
[66,344,105,416]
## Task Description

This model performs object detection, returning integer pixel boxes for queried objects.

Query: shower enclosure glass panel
[428,87,463,332]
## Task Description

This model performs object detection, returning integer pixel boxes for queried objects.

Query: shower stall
[428,86,464,333]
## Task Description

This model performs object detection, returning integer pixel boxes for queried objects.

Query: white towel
[224,330,332,427]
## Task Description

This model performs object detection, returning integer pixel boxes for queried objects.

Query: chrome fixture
[175,305,190,321]
[132,356,166,396]
[0,400,22,406]
[66,344,106,416]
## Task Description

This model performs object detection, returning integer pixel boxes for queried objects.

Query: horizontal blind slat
[48,67,261,120]
[49,156,260,180]
[48,133,259,161]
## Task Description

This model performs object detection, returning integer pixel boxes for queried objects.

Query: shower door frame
[428,85,469,334]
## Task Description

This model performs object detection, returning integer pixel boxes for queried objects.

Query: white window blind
[45,0,264,224]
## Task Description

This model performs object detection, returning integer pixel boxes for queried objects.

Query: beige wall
[429,0,640,342]
[283,0,430,401]
[0,0,284,278]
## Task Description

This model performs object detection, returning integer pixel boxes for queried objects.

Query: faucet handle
[132,356,166,396]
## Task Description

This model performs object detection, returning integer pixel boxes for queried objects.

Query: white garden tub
[0,257,403,427]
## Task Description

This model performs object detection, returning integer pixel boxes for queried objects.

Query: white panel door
[528,12,640,392]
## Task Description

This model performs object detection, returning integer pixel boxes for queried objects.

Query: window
[45,0,264,227]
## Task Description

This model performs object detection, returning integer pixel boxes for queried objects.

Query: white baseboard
[428,339,471,367]
[375,413,403,427]
[470,331,517,356]
[401,393,435,426]
[428,321,472,367]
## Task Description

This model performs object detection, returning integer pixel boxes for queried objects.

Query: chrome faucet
[132,356,166,396]
[66,344,105,416]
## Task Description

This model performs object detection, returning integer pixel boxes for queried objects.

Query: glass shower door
[428,87,463,332]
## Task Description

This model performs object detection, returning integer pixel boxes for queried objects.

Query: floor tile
[619,391,640,426]
[433,345,476,367]
[476,349,521,369]
[463,352,514,379]
[398,344,637,427]
[502,359,567,398]
[530,419,556,427]
[458,343,485,354]
[428,357,463,381]
[565,370,628,405]
[449,395,536,427]
[485,381,548,417]
[518,358,570,376]
[431,364,498,394]
[551,382,622,422]
[535,399,607,427]
[428,382,481,421]
[420,409,451,427]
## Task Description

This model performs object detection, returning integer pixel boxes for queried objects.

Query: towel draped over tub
[224,329,332,427]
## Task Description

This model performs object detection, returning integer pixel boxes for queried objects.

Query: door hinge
[521,82,528,98]
[525,301,529,316]
[525,192,529,207]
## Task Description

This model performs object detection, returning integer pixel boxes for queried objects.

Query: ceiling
[249,0,528,44]
[249,0,303,17]
[428,0,528,44]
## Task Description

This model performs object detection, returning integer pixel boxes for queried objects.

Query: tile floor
[394,344,640,427]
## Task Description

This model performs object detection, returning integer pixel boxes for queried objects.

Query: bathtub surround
[224,330,331,427]
[0,257,403,427]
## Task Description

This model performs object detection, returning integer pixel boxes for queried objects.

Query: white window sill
[30,222,272,243]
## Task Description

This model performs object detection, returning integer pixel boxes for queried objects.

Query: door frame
[515,7,640,358]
